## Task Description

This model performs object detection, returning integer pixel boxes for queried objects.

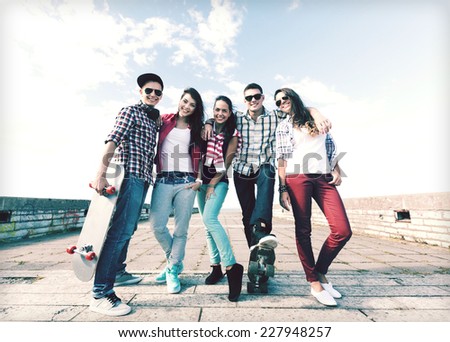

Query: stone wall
[3,192,449,247]
[0,197,149,243]
[274,192,450,249]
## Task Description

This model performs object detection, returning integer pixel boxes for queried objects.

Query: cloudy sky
[1,0,449,208]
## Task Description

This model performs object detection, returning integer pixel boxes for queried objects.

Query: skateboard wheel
[105,186,116,195]
[85,251,96,261]
[247,281,268,294]
[247,282,256,293]
[266,264,275,277]
[259,282,268,293]
[249,261,259,274]
[66,245,77,254]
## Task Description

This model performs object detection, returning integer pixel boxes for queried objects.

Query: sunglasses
[144,88,162,97]
[244,93,263,102]
[275,96,289,107]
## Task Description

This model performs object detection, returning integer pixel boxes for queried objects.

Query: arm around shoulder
[309,107,332,133]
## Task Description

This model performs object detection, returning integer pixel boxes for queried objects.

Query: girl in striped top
[197,95,244,302]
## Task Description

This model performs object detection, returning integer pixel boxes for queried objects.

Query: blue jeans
[233,163,275,247]
[92,175,149,298]
[149,174,197,268]
[197,182,236,267]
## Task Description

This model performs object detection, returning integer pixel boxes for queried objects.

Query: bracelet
[207,184,215,188]
[279,184,288,193]
[195,179,203,185]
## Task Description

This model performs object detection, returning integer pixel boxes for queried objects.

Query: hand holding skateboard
[89,182,116,196]
[66,181,118,266]
[66,164,125,281]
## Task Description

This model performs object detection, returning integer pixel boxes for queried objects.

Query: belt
[158,171,194,178]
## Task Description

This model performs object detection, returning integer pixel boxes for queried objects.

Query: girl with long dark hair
[197,95,244,302]
[275,87,352,307]
[150,87,205,294]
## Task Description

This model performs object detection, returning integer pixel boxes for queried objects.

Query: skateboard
[66,163,125,282]
[247,244,276,293]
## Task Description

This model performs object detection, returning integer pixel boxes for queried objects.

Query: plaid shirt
[106,101,159,183]
[276,118,337,170]
[233,108,287,176]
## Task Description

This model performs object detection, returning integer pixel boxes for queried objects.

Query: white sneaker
[250,235,278,252]
[321,282,342,299]
[89,293,131,316]
[311,288,337,306]
[258,235,278,249]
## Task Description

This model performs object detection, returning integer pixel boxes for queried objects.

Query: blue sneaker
[166,264,181,294]
[155,263,184,284]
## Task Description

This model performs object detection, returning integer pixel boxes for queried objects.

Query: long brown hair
[274,88,318,136]
[179,87,205,146]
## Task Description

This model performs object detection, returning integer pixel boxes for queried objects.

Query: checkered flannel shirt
[233,108,287,176]
[106,101,159,183]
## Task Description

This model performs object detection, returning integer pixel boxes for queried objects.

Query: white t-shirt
[160,127,193,172]
[285,127,331,175]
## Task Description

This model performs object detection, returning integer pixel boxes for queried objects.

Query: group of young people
[88,73,352,316]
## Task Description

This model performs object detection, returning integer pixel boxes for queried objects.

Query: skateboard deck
[66,164,125,281]
[247,245,276,293]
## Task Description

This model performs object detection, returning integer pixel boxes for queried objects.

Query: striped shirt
[106,101,159,183]
[204,128,241,172]
[233,108,287,176]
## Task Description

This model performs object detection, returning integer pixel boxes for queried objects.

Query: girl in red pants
[275,88,352,307]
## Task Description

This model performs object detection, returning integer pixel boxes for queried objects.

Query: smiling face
[244,89,264,113]
[275,91,291,114]
[213,100,232,125]
[139,81,163,107]
[178,93,197,118]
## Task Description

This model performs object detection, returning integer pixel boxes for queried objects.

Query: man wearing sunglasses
[89,73,163,316]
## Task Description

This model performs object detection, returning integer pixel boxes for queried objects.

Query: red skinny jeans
[285,174,352,282]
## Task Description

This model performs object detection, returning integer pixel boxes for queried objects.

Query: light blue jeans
[197,182,236,267]
[149,174,197,268]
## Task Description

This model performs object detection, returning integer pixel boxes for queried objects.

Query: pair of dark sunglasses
[275,96,289,107]
[144,88,162,97]
[245,93,263,102]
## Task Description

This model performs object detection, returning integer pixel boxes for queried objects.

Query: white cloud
[189,0,243,75]
[171,39,209,68]
[214,57,238,75]
[133,50,156,66]
[126,17,187,52]
[288,0,302,11]
[274,76,349,107]
[5,0,132,95]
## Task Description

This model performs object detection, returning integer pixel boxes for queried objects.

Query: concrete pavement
[0,208,449,322]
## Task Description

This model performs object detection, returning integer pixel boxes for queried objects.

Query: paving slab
[0,209,448,324]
